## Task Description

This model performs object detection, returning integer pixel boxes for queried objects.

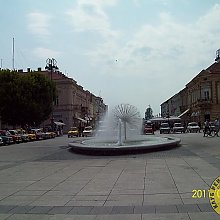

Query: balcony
[195,98,213,108]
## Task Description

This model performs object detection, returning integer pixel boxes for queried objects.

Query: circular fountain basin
[69,135,181,155]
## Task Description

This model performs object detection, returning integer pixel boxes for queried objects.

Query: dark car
[0,130,14,145]
[160,123,171,134]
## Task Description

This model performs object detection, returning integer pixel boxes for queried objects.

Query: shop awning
[54,121,65,126]
[178,109,190,118]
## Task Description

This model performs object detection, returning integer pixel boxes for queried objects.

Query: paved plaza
[0,132,219,219]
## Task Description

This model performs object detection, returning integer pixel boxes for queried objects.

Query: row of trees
[0,69,56,128]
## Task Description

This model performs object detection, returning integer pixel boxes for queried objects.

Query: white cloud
[32,47,61,59]
[85,3,220,80]
[27,12,51,38]
[66,0,119,38]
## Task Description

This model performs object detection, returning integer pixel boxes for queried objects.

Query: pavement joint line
[0,204,215,215]
[142,159,147,206]
[164,159,184,205]
[103,168,125,206]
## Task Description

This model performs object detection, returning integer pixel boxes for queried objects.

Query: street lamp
[45,58,59,131]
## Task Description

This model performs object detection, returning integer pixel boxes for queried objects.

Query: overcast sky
[1,0,220,117]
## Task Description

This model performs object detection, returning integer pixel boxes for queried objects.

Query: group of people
[203,118,220,137]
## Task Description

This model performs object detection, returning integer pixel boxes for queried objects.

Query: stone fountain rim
[68,136,181,154]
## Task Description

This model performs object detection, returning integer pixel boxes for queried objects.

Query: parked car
[8,130,23,143]
[68,127,79,138]
[144,121,154,134]
[31,129,44,140]
[0,137,3,146]
[187,122,200,133]
[6,130,22,144]
[45,131,56,139]
[172,123,185,133]
[160,123,171,134]
[26,130,37,141]
[82,126,93,137]
[16,129,29,142]
[0,130,14,145]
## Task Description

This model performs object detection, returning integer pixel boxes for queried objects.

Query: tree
[145,105,153,120]
[0,69,56,127]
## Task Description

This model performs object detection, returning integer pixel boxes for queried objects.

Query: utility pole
[12,37,15,70]
[0,59,2,69]
[45,58,59,131]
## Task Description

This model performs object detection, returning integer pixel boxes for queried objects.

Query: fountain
[69,104,181,155]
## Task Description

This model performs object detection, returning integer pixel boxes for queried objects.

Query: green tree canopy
[0,69,56,127]
[145,105,153,120]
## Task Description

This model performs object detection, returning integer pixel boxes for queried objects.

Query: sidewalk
[0,134,219,219]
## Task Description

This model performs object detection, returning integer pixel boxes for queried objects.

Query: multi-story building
[161,49,220,124]
[1,67,108,132]
[42,68,108,131]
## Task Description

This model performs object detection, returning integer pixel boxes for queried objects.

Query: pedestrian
[214,117,220,137]
[203,119,210,137]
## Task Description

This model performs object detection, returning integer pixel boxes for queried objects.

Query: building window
[204,90,210,100]
[54,95,59,106]
[217,81,220,103]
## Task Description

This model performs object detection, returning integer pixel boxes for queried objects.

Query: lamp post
[45,58,59,131]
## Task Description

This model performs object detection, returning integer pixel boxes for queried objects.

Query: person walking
[214,117,220,137]
[203,119,210,137]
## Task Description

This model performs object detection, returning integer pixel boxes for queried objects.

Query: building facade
[161,51,220,124]
[42,69,108,131]
[0,68,107,132]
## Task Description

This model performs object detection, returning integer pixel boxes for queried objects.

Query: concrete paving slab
[27,206,53,214]
[89,206,113,214]
[155,205,178,213]
[68,206,94,215]
[134,205,155,214]
[197,203,214,212]
[30,195,73,206]
[142,213,190,220]
[111,206,134,214]
[143,193,183,205]
[8,205,35,214]
[95,214,142,220]
[0,195,40,206]
[51,215,96,220]
[176,204,200,213]
[188,212,220,220]
[0,214,12,220]
[105,194,143,206]
[0,205,15,213]
[66,200,105,206]
[6,213,54,220]
[47,206,73,214]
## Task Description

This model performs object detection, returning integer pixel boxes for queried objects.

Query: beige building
[161,50,220,124]
[42,69,108,131]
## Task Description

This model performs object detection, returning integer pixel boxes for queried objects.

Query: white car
[82,126,93,137]
[172,123,185,133]
[187,122,200,133]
